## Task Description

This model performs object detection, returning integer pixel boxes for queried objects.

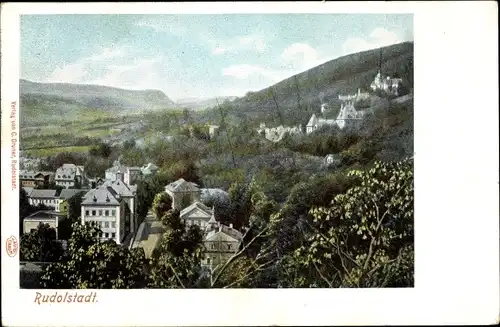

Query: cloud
[47,62,88,83]
[209,33,267,56]
[342,27,405,55]
[85,57,165,91]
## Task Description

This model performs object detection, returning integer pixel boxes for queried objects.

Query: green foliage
[20,223,64,262]
[283,158,414,287]
[149,209,205,288]
[40,222,149,289]
[152,192,173,219]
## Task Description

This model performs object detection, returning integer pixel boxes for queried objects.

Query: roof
[29,189,57,199]
[81,186,120,205]
[205,224,243,242]
[24,210,65,220]
[102,179,134,197]
[307,114,318,127]
[22,187,34,196]
[19,171,45,180]
[165,178,199,193]
[180,201,213,218]
[58,189,86,200]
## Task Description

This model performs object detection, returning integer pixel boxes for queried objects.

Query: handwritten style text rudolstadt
[34,291,98,305]
[10,101,18,191]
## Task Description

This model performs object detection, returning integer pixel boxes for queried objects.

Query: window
[211,244,216,250]
[105,210,109,216]
[104,222,109,228]
[227,244,231,250]
[111,233,115,238]
[91,210,96,216]
[85,210,89,216]
[111,210,116,216]
[104,232,109,238]
[111,222,116,228]
[98,210,102,216]
[207,258,211,264]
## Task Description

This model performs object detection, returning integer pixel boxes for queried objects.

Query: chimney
[229,223,233,229]
[219,226,222,232]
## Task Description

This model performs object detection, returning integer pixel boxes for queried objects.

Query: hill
[203,41,413,126]
[176,96,237,111]
[19,79,176,125]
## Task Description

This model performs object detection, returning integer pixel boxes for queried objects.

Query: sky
[20,14,413,102]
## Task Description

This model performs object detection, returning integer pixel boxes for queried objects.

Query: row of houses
[163,178,243,268]
[20,163,87,189]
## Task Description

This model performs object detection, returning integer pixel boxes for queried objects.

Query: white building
[335,101,365,130]
[338,88,370,102]
[257,124,303,142]
[55,164,86,188]
[180,201,214,229]
[81,171,137,244]
[306,114,336,134]
[28,189,58,209]
[370,71,403,96]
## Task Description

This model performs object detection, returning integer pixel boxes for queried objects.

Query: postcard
[1,2,498,326]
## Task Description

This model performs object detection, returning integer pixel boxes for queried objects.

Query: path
[130,210,164,258]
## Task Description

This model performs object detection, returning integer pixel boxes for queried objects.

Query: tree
[284,158,414,287]
[148,210,205,288]
[40,222,149,289]
[58,193,84,240]
[152,192,173,219]
[20,223,64,262]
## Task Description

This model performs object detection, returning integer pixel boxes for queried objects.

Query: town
[17,13,414,289]
[19,64,414,289]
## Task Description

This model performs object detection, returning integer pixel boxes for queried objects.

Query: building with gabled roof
[164,178,201,210]
[180,201,214,229]
[202,219,243,268]
[81,170,138,245]
[55,164,86,189]
[28,189,58,209]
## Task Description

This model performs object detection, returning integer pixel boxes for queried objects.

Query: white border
[2,2,499,326]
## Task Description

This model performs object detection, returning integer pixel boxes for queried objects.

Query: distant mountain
[205,42,413,126]
[176,96,238,110]
[20,79,176,125]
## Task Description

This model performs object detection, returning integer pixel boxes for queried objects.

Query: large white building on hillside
[81,171,137,245]
[306,101,367,133]
[370,71,403,96]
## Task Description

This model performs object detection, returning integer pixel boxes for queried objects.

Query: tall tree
[40,222,149,289]
[20,223,64,262]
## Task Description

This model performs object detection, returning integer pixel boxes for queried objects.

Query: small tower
[206,206,218,232]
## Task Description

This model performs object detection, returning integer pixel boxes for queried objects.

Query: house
[28,189,58,209]
[202,220,243,268]
[370,71,403,96]
[180,201,214,229]
[164,178,201,211]
[105,164,124,182]
[81,186,126,244]
[335,101,364,130]
[306,114,336,134]
[141,163,158,176]
[55,164,86,188]
[23,210,66,238]
[101,173,138,232]
[257,124,303,142]
[338,88,370,102]
[81,169,138,245]
[19,171,54,188]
